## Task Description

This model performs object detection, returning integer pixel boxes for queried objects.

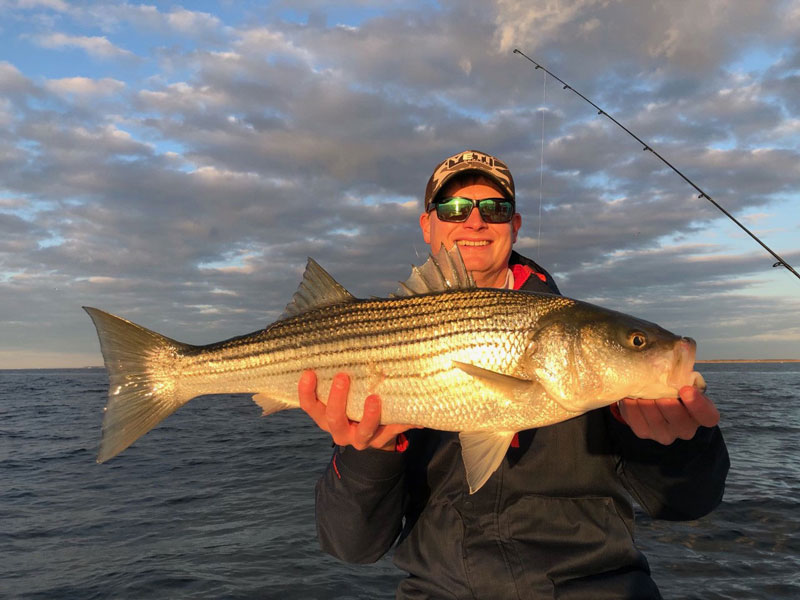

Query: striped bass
[85,246,705,493]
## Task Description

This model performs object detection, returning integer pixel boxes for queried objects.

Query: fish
[84,245,705,493]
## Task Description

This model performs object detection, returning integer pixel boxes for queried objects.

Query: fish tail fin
[83,307,194,463]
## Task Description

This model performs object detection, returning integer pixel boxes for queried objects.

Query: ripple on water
[2,366,799,599]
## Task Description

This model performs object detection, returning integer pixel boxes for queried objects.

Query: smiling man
[298,150,729,599]
[420,153,522,288]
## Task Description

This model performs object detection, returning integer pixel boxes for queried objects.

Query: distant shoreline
[696,359,800,363]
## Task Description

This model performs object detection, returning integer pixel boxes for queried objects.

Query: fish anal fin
[252,393,295,416]
[281,258,356,319]
[459,431,517,494]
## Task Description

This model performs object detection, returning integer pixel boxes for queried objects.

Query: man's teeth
[457,240,489,247]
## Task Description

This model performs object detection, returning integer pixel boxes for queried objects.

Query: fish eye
[628,331,647,349]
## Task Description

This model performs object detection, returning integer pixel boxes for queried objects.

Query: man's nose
[462,205,487,228]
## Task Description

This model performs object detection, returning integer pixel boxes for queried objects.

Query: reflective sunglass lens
[479,200,514,223]
[437,197,474,221]
[434,197,514,223]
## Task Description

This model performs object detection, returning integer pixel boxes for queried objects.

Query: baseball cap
[424,149,515,210]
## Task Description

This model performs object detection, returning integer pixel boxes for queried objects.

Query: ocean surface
[1,363,799,599]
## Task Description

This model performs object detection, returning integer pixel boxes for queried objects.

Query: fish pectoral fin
[452,361,535,395]
[459,431,517,494]
[252,393,295,417]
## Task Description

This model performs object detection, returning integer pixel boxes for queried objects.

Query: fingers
[352,395,382,450]
[623,398,683,445]
[649,398,700,442]
[297,370,351,439]
[297,371,415,451]
[298,370,327,430]
[679,386,721,428]
[617,398,674,444]
[372,423,419,450]
[326,373,353,445]
[618,390,722,446]
[340,391,415,450]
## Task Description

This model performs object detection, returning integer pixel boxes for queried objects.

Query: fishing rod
[513,48,800,282]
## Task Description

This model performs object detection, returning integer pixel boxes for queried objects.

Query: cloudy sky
[1,0,798,368]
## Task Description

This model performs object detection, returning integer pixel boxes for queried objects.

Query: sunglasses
[430,196,515,223]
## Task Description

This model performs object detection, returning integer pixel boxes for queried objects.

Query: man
[298,150,729,599]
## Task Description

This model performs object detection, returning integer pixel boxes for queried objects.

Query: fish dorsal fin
[391,244,476,297]
[281,258,356,318]
[459,431,517,494]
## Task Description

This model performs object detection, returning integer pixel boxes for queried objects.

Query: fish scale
[84,245,704,493]
[176,289,552,430]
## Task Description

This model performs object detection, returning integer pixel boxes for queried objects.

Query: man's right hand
[298,370,416,451]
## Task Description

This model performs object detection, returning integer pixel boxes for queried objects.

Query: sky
[0,0,798,368]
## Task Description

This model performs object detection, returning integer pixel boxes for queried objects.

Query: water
[1,364,798,599]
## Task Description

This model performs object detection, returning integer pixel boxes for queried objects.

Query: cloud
[30,32,136,60]
[165,7,223,35]
[78,2,229,41]
[137,81,234,114]
[44,76,125,97]
[1,0,798,366]
[234,26,312,63]
[493,0,612,54]
[0,211,45,254]
[493,0,781,72]
[13,0,68,10]
[0,61,39,98]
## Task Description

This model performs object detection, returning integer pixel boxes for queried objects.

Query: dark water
[1,364,798,599]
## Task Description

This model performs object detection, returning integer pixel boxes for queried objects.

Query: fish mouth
[667,337,707,392]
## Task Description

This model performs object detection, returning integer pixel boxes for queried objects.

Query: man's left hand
[617,386,721,445]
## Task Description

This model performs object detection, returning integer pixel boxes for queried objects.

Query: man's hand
[298,370,416,451]
[617,386,721,445]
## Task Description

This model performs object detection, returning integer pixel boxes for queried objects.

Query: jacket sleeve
[606,411,730,520]
[314,445,408,564]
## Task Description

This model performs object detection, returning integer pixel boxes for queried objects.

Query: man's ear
[420,211,432,244]
[511,213,521,243]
